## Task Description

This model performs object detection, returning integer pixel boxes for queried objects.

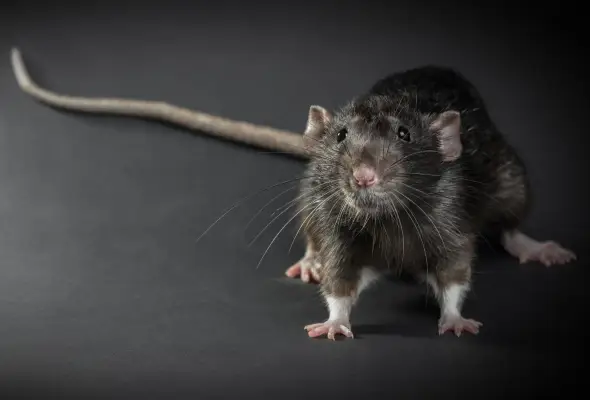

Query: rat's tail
[10,47,309,159]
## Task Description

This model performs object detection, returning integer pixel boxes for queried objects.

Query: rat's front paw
[304,320,354,340]
[285,255,322,283]
[438,314,482,336]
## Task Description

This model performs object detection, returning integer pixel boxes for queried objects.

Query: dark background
[0,0,587,398]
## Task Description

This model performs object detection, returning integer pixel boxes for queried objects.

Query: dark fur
[297,66,530,298]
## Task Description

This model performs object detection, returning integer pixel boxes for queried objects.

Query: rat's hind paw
[285,256,322,283]
[438,314,482,337]
[502,231,577,267]
[518,241,576,266]
[305,320,354,340]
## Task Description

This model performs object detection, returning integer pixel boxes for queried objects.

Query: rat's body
[10,49,576,339]
[287,66,576,338]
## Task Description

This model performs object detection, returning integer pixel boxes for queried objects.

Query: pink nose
[353,165,377,187]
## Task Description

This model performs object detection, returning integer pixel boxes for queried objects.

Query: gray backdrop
[1,1,587,398]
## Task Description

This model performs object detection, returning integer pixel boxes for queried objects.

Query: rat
[10,48,577,340]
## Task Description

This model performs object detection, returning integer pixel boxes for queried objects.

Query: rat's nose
[353,165,377,188]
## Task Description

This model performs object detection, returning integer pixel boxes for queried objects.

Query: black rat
[10,48,576,340]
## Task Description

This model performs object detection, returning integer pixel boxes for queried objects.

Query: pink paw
[304,320,354,340]
[519,241,576,266]
[438,314,482,336]
[285,257,321,283]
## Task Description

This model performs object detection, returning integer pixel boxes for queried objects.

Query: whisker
[391,190,429,274]
[359,213,371,235]
[397,171,517,220]
[255,188,341,269]
[386,196,405,265]
[384,150,440,174]
[243,184,299,233]
[195,174,323,243]
[333,200,348,236]
[402,171,491,187]
[249,182,339,247]
[288,186,341,252]
[247,199,301,247]
[343,142,353,158]
[396,180,495,251]
[371,215,377,256]
[393,188,449,256]
[270,180,338,218]
[283,181,341,251]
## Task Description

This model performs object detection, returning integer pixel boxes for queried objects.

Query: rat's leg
[285,236,322,283]
[428,240,482,336]
[304,265,380,340]
[488,151,576,266]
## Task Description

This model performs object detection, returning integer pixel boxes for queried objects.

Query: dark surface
[0,1,588,398]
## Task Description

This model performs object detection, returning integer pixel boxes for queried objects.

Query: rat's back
[368,65,489,118]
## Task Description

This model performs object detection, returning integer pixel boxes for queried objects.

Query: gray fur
[296,66,533,336]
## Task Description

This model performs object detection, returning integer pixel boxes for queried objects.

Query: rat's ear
[303,105,332,146]
[429,110,462,162]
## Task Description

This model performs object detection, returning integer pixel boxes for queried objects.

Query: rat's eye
[397,126,411,142]
[337,128,347,143]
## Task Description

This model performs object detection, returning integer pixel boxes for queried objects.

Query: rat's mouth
[343,186,384,214]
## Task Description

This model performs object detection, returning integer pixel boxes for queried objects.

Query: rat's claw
[304,320,354,340]
[309,267,321,282]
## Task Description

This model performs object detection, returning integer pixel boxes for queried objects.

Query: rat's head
[303,94,463,217]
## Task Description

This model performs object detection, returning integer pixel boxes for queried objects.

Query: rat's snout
[352,164,378,188]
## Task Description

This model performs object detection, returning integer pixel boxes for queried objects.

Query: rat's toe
[438,315,482,336]
[305,320,353,339]
[285,258,321,283]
